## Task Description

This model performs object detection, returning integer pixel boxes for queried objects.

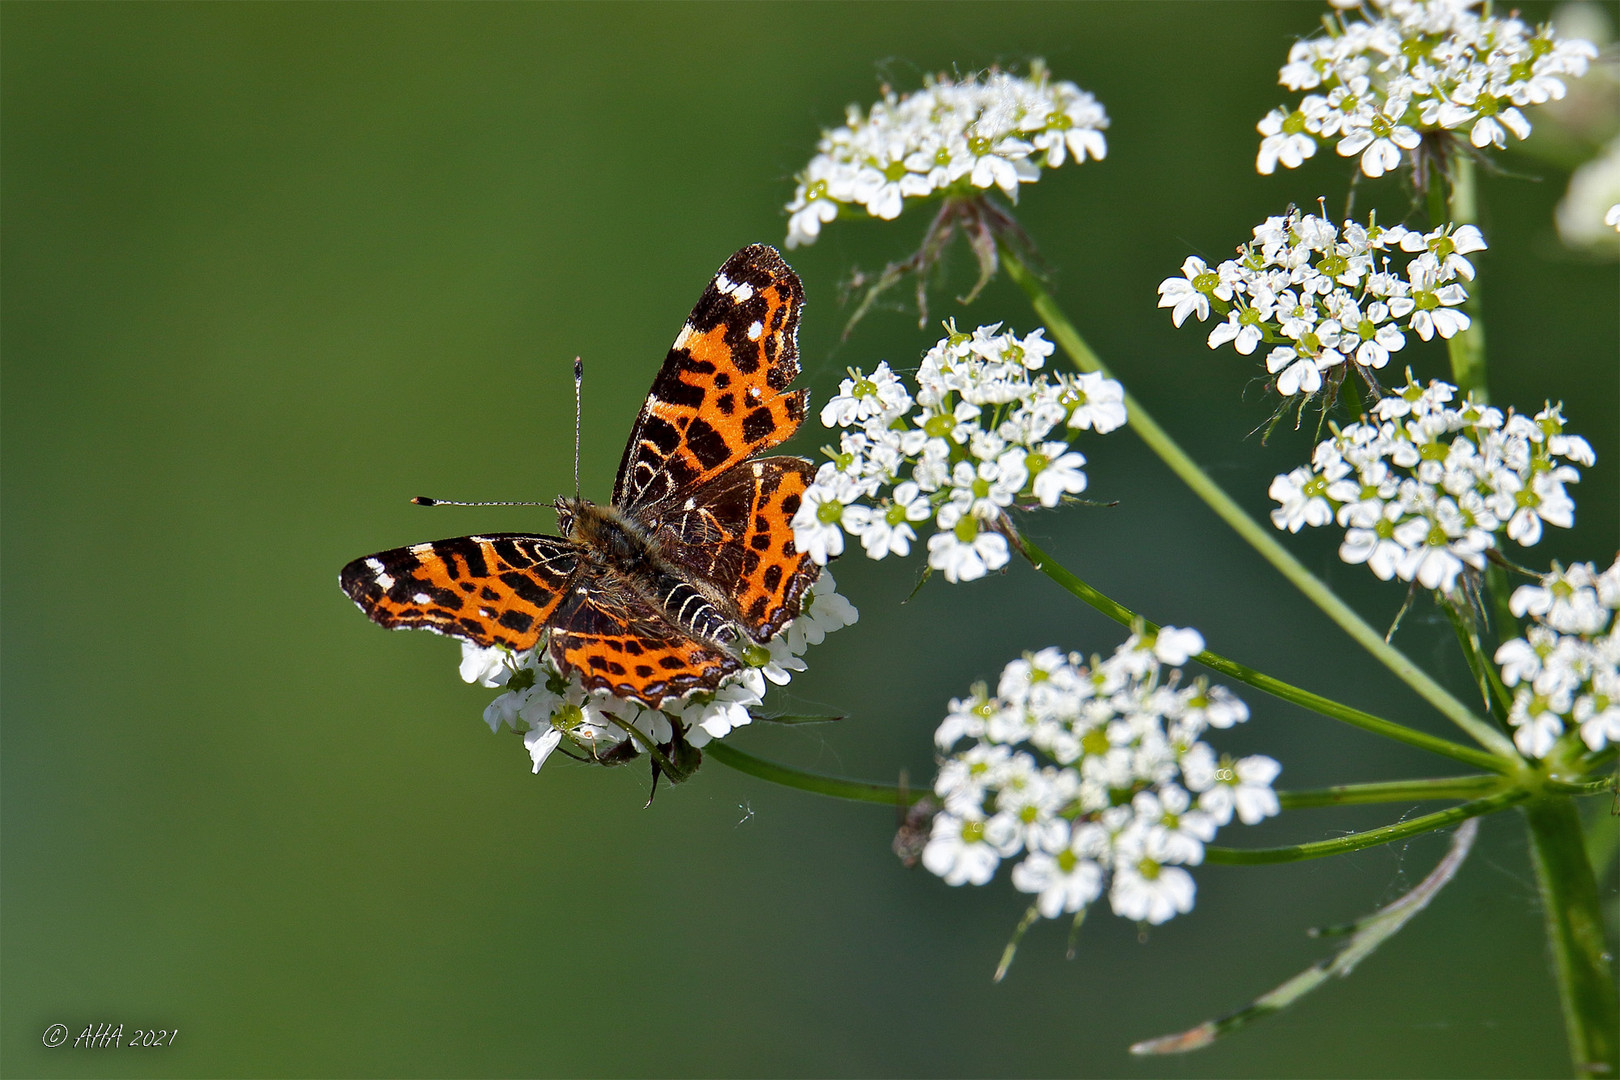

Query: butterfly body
[340,244,819,707]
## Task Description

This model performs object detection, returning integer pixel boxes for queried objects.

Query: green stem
[998,242,1522,762]
[1523,798,1620,1078]
[1278,775,1504,808]
[711,742,1515,813]
[704,740,909,805]
[1439,151,1490,402]
[1009,528,1510,774]
[1203,789,1527,864]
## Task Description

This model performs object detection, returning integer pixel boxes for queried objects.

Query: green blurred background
[4,3,1615,1077]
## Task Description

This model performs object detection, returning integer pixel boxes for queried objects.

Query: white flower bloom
[459,642,512,688]
[801,322,1122,585]
[1170,207,1484,407]
[1270,375,1591,595]
[1256,0,1596,177]
[1496,556,1620,757]
[922,631,1273,928]
[922,811,1003,886]
[784,64,1109,245]
[927,505,1010,583]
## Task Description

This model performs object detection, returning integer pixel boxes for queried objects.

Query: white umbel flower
[784,62,1110,247]
[921,629,1275,928]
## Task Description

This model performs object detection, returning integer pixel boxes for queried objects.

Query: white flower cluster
[1270,377,1594,594]
[1257,0,1596,177]
[1494,557,1620,759]
[790,323,1127,584]
[784,63,1109,248]
[1158,206,1485,401]
[923,628,1280,926]
[458,574,857,773]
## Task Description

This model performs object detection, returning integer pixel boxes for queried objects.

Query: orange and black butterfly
[339,245,821,707]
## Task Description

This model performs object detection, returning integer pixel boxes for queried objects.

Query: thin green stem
[1523,798,1620,1078]
[1278,775,1504,808]
[704,740,909,805]
[1440,151,1490,402]
[1009,527,1510,774]
[711,743,1517,814]
[998,241,1521,762]
[1203,789,1527,864]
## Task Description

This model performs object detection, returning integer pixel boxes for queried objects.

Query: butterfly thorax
[555,496,740,650]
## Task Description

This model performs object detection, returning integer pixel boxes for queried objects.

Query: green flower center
[967,134,992,156]
[960,819,986,843]
[1080,728,1111,756]
[924,414,955,439]
[1282,109,1309,135]
[954,515,981,543]
[1025,451,1050,474]
[1192,270,1221,294]
[553,703,585,730]
[1057,849,1079,874]
[884,502,909,527]
[816,499,844,525]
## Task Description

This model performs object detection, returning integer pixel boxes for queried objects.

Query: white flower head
[921,630,1275,930]
[1255,0,1597,178]
[785,63,1110,246]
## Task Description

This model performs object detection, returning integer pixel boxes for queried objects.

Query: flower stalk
[1524,797,1620,1079]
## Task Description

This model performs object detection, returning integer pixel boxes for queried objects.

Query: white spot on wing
[366,558,384,571]
[375,572,395,589]
[409,543,433,556]
[747,321,763,341]
[714,272,755,303]
[412,592,431,604]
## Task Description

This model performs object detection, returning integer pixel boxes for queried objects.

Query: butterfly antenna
[573,355,584,503]
[412,497,550,507]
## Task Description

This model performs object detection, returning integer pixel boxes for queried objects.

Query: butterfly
[339,244,820,708]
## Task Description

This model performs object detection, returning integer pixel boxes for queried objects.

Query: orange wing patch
[549,591,740,705]
[614,244,807,510]
[339,535,576,651]
[730,457,819,641]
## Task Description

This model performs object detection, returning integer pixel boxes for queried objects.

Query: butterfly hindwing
[645,457,819,643]
[340,534,577,651]
[725,457,819,641]
[547,584,740,704]
[613,244,807,510]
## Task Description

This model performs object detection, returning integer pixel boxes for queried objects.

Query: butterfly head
[554,495,587,542]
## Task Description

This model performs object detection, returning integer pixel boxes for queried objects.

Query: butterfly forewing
[340,534,577,651]
[613,244,807,510]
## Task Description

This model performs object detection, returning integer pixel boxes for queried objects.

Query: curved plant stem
[1203,789,1527,864]
[1009,528,1510,774]
[703,740,908,805]
[998,242,1521,762]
